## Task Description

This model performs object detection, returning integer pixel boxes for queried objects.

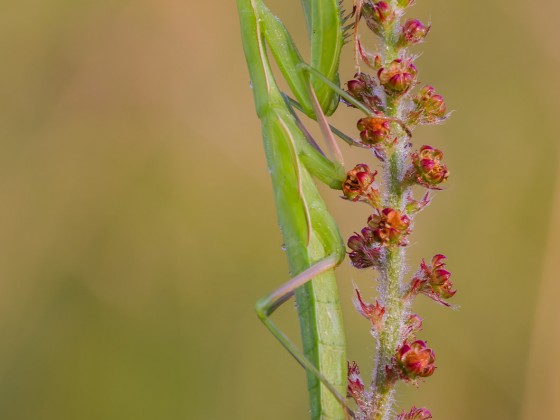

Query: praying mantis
[237,0,362,418]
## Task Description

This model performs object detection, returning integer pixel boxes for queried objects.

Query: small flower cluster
[395,339,436,380]
[342,164,380,206]
[407,146,449,189]
[407,254,456,307]
[341,0,456,418]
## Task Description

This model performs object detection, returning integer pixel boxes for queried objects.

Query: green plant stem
[371,21,410,419]
[372,131,408,420]
[372,247,405,419]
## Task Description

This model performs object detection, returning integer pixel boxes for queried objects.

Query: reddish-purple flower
[378,59,418,95]
[347,228,382,269]
[396,340,436,379]
[368,208,411,246]
[409,85,448,125]
[411,145,449,189]
[409,254,456,306]
[357,113,392,146]
[342,164,380,207]
[424,254,456,299]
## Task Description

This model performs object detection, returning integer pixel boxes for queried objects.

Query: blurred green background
[0,0,558,419]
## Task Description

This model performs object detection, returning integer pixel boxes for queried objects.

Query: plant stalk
[371,22,410,419]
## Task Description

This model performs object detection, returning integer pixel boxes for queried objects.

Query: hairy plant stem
[371,23,409,419]
[372,135,408,420]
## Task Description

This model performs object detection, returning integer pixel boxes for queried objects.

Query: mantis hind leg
[256,256,355,419]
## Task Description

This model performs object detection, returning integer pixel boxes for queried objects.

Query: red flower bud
[357,114,392,146]
[342,164,380,206]
[355,288,385,331]
[400,19,430,46]
[378,59,418,95]
[368,208,411,246]
[411,145,449,189]
[397,406,433,420]
[396,340,436,379]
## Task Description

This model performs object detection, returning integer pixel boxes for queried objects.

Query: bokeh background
[0,0,559,419]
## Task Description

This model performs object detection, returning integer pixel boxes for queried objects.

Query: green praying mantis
[237,0,372,418]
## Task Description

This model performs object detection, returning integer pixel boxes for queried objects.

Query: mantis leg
[256,255,355,419]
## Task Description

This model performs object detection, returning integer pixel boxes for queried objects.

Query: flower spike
[341,0,456,416]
